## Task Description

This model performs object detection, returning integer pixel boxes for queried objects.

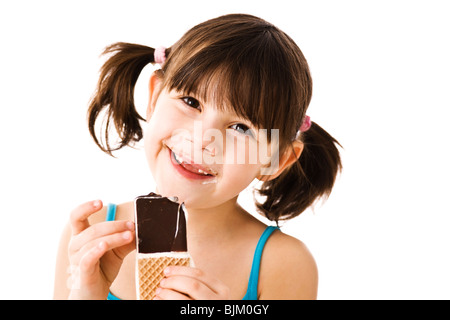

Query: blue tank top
[105,203,278,300]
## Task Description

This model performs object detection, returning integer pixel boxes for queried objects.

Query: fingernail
[155,287,161,295]
[93,200,101,208]
[126,221,134,230]
[159,279,166,287]
[98,241,106,250]
[122,231,131,240]
[164,267,171,275]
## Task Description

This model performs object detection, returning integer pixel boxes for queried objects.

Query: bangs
[166,52,274,129]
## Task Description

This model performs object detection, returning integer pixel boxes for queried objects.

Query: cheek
[143,98,179,173]
[218,137,265,192]
[143,110,170,174]
[143,123,159,174]
[226,133,274,165]
[221,163,262,194]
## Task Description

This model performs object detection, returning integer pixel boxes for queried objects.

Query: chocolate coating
[135,193,187,253]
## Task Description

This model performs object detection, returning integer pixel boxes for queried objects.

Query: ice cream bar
[134,192,191,300]
[135,192,187,253]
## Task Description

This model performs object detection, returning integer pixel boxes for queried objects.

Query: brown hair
[87,13,342,222]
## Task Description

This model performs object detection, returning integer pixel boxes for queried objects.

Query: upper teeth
[173,152,182,163]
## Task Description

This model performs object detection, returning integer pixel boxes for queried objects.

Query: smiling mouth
[170,149,218,177]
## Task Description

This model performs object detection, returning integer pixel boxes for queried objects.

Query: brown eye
[230,123,255,138]
[182,96,201,110]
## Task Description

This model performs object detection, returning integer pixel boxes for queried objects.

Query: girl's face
[143,82,279,209]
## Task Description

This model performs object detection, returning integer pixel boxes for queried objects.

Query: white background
[1,0,449,299]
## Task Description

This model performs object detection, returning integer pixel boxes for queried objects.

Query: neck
[185,196,247,242]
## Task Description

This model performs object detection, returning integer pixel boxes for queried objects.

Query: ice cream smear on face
[163,136,218,184]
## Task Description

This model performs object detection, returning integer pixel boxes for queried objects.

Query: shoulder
[259,229,318,300]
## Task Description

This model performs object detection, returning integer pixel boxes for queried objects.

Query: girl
[54,13,341,300]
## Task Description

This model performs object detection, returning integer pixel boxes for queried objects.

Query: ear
[257,140,304,182]
[146,71,162,120]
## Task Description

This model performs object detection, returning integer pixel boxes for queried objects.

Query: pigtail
[256,122,342,222]
[87,42,157,155]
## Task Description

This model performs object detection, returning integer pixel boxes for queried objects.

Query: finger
[77,232,134,289]
[154,287,191,300]
[70,200,103,235]
[77,229,134,259]
[99,230,136,263]
[159,275,213,300]
[78,227,133,276]
[70,220,134,252]
[164,266,225,296]
[79,241,107,278]
[106,235,137,262]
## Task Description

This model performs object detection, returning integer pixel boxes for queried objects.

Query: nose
[191,115,224,164]
[165,113,224,165]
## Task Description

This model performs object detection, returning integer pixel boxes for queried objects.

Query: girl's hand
[67,200,135,299]
[154,266,230,300]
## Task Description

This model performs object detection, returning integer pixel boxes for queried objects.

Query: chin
[154,183,193,204]
[155,183,222,210]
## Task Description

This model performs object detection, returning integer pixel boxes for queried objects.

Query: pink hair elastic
[300,115,311,132]
[154,46,167,65]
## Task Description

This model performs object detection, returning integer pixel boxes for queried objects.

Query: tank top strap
[106,203,117,222]
[106,203,121,300]
[242,226,279,300]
